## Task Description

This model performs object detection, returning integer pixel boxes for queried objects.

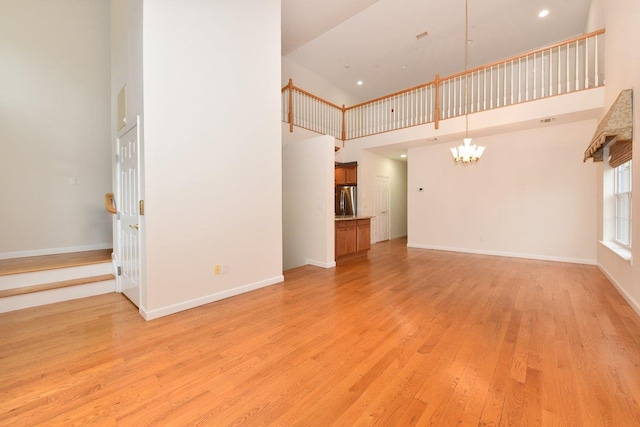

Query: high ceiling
[282,0,593,103]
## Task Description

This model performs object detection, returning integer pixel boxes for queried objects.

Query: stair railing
[282,29,605,142]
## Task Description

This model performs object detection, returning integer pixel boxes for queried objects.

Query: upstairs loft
[282,30,606,148]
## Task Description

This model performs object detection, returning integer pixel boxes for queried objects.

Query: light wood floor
[1,239,639,426]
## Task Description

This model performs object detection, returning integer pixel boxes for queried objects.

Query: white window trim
[613,160,632,248]
[599,240,633,265]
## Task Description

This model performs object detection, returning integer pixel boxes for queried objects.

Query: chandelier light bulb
[451,137,485,165]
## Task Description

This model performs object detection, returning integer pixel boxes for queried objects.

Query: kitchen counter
[335,215,374,221]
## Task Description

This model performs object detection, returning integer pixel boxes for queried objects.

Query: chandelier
[451,0,485,165]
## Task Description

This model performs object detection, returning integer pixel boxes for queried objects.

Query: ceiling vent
[415,31,429,40]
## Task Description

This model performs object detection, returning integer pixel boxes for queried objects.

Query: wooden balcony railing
[282,29,605,142]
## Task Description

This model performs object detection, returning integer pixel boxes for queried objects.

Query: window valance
[609,140,632,168]
[584,89,633,162]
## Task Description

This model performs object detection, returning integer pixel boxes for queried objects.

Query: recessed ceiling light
[401,64,408,69]
[344,64,351,69]
[539,9,549,18]
[357,80,363,86]
[400,154,407,158]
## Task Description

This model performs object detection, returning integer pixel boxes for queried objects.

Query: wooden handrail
[341,29,606,108]
[345,81,436,111]
[440,28,606,83]
[105,193,116,214]
[281,82,343,110]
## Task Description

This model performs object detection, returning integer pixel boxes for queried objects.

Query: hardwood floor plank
[1,239,640,425]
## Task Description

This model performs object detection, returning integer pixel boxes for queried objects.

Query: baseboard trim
[390,233,408,240]
[140,275,285,321]
[0,244,113,260]
[406,243,596,265]
[596,263,640,317]
[306,259,336,269]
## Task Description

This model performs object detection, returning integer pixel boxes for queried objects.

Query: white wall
[594,0,640,314]
[359,151,408,240]
[282,56,360,107]
[408,120,598,264]
[141,0,283,318]
[111,0,143,128]
[0,0,112,258]
[283,135,335,270]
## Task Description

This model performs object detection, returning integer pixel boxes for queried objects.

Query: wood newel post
[341,105,346,143]
[288,78,294,133]
[434,74,440,130]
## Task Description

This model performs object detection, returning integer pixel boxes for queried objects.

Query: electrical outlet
[214,265,221,275]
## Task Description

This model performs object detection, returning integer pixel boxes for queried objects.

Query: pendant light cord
[464,0,469,139]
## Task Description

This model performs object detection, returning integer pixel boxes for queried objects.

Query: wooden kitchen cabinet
[356,218,371,252]
[335,164,357,185]
[335,220,357,258]
[335,218,371,260]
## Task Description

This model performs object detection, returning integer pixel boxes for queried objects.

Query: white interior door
[374,176,390,242]
[117,121,142,307]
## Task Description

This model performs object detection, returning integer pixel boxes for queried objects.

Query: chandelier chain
[464,0,469,138]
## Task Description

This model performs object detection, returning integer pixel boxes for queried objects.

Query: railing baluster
[585,38,589,89]
[564,46,577,93]
[595,35,599,86]
[548,48,553,95]
[489,66,494,108]
[533,54,537,99]
[525,57,529,101]
[517,58,521,102]
[503,64,507,106]
[483,70,487,110]
[575,40,579,90]
[476,71,480,111]
[541,51,545,98]
[510,61,514,105]
[557,46,561,94]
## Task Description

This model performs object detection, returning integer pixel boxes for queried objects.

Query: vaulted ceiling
[282,0,594,103]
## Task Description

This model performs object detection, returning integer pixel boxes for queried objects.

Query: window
[614,160,632,247]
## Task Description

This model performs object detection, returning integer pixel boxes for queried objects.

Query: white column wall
[141,0,283,317]
[283,135,335,270]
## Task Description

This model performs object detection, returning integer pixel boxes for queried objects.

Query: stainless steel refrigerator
[335,185,357,216]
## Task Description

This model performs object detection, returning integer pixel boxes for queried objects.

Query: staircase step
[0,250,117,314]
[0,274,115,298]
[0,249,112,276]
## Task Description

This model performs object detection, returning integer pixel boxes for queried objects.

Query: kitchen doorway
[374,175,390,242]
